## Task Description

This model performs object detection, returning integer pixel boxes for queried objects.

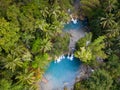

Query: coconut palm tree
[32,37,52,54]
[40,38,52,53]
[16,69,36,89]
[80,69,113,90]
[80,0,101,17]
[75,33,107,64]
[106,23,120,38]
[105,0,118,12]
[100,13,116,28]
[3,54,23,72]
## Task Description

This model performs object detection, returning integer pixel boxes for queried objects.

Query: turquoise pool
[64,20,84,30]
[40,19,85,90]
[40,56,81,90]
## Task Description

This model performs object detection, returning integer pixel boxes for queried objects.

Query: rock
[42,77,48,83]
[64,86,68,90]
[75,64,93,82]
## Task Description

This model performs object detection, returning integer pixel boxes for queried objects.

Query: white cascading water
[70,54,74,61]
[71,18,77,24]
[67,54,70,59]
[67,53,74,61]
[55,54,74,63]
[56,57,61,63]
[55,55,66,63]
[62,55,65,59]
[70,14,77,24]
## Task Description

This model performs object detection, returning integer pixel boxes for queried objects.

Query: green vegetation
[75,33,107,64]
[74,69,113,90]
[74,0,120,90]
[0,0,120,90]
[0,0,72,89]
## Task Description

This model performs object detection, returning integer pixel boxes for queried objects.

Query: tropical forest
[0,0,120,90]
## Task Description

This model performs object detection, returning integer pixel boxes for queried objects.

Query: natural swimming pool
[64,20,83,30]
[40,56,81,90]
[64,19,87,30]
[40,19,85,90]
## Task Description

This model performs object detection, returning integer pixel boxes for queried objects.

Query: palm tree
[32,38,52,54]
[80,0,100,17]
[16,69,36,89]
[106,23,120,38]
[75,33,107,64]
[75,47,92,63]
[32,54,50,70]
[81,69,113,90]
[100,13,116,28]
[40,38,52,53]
[58,0,73,10]
[105,0,118,12]
[115,9,120,20]
[3,54,23,72]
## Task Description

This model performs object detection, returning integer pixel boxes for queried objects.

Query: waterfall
[70,14,78,24]
[67,53,70,59]
[62,55,65,59]
[55,55,66,63]
[71,18,77,24]
[67,53,74,61]
[70,54,74,61]
[55,54,74,63]
[56,57,61,63]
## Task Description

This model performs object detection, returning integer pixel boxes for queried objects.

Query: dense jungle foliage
[0,0,120,90]
[0,0,73,89]
[74,0,120,90]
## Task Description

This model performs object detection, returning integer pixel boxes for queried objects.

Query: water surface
[40,19,86,90]
[64,20,83,30]
[40,56,81,90]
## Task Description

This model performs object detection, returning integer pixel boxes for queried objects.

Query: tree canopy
[0,0,71,89]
